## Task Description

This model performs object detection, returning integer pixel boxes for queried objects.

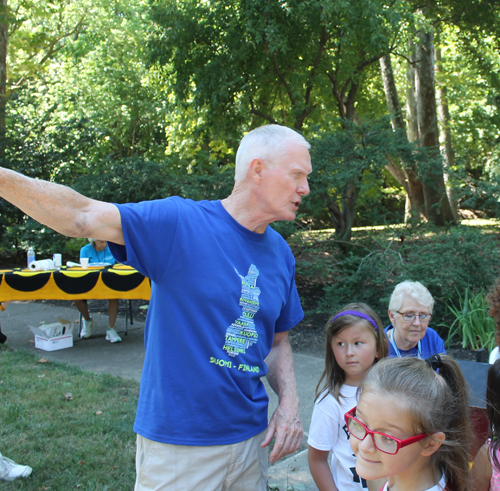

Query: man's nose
[298,178,310,196]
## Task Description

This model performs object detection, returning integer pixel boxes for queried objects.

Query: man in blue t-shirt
[0,124,312,490]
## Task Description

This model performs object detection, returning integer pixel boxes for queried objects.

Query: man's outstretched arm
[0,167,124,244]
[262,330,303,463]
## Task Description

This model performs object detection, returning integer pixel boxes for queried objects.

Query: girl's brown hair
[359,356,472,491]
[315,302,388,402]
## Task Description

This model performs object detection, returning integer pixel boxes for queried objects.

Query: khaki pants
[134,431,268,491]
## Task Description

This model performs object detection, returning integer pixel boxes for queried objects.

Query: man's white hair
[388,280,435,313]
[234,124,310,181]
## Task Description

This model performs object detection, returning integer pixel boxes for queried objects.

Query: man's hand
[261,395,303,463]
[262,330,303,463]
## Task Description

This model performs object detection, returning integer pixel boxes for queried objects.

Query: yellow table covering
[0,264,151,302]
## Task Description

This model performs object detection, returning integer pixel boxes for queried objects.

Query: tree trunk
[380,54,405,131]
[415,30,455,225]
[326,78,363,239]
[380,53,426,220]
[0,0,7,148]
[406,41,419,144]
[329,53,403,239]
[435,46,458,220]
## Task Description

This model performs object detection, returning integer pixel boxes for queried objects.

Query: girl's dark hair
[315,302,388,402]
[487,359,500,472]
[359,356,472,491]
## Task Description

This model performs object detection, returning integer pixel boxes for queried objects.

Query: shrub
[293,222,500,336]
[443,288,496,351]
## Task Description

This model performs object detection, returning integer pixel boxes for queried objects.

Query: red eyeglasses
[344,407,428,455]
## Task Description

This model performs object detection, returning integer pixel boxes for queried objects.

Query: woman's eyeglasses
[396,311,432,323]
[344,407,428,455]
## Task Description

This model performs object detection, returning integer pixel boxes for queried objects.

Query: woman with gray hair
[385,280,446,358]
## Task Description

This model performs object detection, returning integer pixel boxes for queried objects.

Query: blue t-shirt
[109,197,304,446]
[384,324,446,359]
[80,243,116,265]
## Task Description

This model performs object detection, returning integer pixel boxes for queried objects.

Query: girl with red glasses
[350,355,472,491]
[307,303,388,491]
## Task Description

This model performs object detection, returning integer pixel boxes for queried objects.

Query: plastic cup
[52,253,62,269]
[80,258,89,269]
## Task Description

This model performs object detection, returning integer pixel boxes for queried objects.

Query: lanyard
[388,328,422,359]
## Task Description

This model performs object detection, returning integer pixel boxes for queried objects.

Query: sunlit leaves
[147,0,413,135]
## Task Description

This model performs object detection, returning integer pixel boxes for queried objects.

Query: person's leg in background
[74,299,96,338]
[0,323,6,344]
[105,299,121,343]
[0,304,8,343]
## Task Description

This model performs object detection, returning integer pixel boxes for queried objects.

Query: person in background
[385,280,446,359]
[75,238,121,343]
[472,359,500,491]
[487,278,500,364]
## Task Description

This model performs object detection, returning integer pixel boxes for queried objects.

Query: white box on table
[29,318,73,351]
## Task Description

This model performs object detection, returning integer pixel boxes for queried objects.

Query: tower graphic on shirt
[223,264,261,357]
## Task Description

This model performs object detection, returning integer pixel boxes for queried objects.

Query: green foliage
[443,288,496,351]
[435,27,500,207]
[0,84,235,259]
[59,155,234,206]
[293,222,500,335]
[2,0,500,264]
[147,0,412,133]
[0,90,102,258]
[305,118,428,237]
[456,176,500,218]
[6,0,90,88]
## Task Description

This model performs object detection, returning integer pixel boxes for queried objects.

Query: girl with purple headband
[308,303,388,491]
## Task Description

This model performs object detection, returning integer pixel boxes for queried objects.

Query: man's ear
[420,432,446,457]
[248,158,264,181]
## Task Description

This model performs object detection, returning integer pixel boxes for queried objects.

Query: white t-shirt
[490,346,500,364]
[381,472,446,491]
[308,384,366,490]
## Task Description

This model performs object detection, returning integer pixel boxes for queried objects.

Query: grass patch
[0,346,138,490]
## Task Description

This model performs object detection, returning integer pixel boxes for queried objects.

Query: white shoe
[80,318,96,338]
[106,328,122,343]
[6,464,32,481]
[0,454,32,481]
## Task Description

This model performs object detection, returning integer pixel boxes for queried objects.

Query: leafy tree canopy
[147,0,413,136]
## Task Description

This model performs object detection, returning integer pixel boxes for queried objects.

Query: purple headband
[332,310,379,332]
